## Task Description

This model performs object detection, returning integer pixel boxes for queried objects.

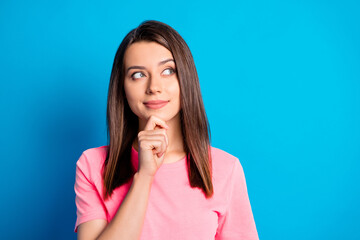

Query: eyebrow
[126,59,175,74]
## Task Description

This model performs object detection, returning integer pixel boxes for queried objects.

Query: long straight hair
[104,20,213,199]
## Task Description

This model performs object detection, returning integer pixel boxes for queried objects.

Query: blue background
[1,0,359,239]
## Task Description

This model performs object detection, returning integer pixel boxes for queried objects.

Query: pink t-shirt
[74,145,259,239]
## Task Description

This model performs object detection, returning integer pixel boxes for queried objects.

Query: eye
[162,68,176,76]
[131,72,146,80]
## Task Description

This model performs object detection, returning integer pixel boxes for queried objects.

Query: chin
[147,113,172,121]
[144,111,179,122]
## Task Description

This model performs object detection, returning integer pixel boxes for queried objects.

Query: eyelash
[163,67,176,75]
[130,67,176,80]
[131,72,146,80]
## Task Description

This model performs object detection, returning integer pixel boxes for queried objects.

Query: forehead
[124,41,174,67]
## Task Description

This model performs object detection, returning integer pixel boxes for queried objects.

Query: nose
[146,75,162,94]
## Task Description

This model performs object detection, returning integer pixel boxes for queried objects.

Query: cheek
[168,81,181,99]
[124,83,139,107]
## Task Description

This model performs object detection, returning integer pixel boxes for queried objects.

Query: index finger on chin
[144,115,170,131]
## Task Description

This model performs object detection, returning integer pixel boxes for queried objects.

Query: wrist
[134,171,154,185]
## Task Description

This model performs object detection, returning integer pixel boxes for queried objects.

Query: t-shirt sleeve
[215,159,259,240]
[74,152,107,232]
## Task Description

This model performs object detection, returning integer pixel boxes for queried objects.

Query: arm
[77,116,169,240]
[77,173,154,240]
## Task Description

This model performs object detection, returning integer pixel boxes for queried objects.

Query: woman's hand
[137,115,169,178]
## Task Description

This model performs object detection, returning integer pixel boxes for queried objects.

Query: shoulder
[76,145,109,181]
[210,146,241,170]
[209,146,244,184]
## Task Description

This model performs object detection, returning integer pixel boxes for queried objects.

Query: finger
[139,132,167,151]
[144,115,170,131]
[146,140,166,157]
[138,135,168,151]
[140,129,169,146]
[155,141,167,158]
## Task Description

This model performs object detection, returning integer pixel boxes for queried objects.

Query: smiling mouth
[144,100,169,109]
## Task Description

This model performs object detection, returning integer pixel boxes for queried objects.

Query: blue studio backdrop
[1,0,359,239]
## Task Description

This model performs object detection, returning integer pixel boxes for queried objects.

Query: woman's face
[123,41,181,127]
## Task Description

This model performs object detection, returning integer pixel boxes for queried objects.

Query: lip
[144,100,169,109]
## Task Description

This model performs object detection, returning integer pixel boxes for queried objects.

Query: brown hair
[104,20,213,199]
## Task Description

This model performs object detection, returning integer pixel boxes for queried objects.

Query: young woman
[74,20,259,240]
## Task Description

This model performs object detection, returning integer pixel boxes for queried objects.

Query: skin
[77,41,186,240]
[124,41,185,165]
